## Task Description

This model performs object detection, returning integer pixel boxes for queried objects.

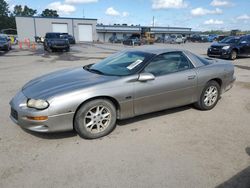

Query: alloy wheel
[84,105,111,134]
[203,86,218,107]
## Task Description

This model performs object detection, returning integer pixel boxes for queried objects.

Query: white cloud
[105,7,130,17]
[210,0,232,7]
[236,14,250,20]
[47,1,75,15]
[152,0,187,10]
[65,0,98,4]
[122,12,129,17]
[204,19,224,25]
[105,7,120,16]
[191,7,222,16]
[9,4,15,12]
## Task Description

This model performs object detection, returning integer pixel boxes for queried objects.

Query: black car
[188,34,208,43]
[62,33,76,44]
[207,35,250,60]
[0,35,11,51]
[44,32,70,52]
[109,36,123,43]
[123,35,141,46]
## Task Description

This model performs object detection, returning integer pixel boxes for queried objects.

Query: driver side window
[144,52,192,76]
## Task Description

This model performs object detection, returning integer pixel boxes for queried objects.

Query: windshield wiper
[88,68,105,75]
[83,65,104,75]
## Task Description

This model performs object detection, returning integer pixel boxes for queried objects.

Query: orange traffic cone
[24,38,27,46]
[27,39,30,48]
[19,41,22,49]
[32,42,36,50]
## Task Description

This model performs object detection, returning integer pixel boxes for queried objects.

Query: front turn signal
[26,116,48,121]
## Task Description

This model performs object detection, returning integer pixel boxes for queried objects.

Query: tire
[65,47,70,52]
[194,81,220,110]
[74,99,117,139]
[230,50,237,60]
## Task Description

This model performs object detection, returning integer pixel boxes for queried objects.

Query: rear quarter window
[196,56,211,65]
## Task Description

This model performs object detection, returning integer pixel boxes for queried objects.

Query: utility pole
[83,8,85,18]
[152,16,155,27]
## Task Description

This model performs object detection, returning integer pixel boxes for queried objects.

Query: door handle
[188,75,196,80]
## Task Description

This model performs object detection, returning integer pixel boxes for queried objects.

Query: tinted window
[46,33,61,38]
[246,36,250,42]
[196,56,211,65]
[144,52,192,76]
[219,36,240,44]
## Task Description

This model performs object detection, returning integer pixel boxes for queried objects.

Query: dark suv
[44,32,70,52]
[207,35,250,60]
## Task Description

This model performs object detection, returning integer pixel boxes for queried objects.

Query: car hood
[22,67,117,99]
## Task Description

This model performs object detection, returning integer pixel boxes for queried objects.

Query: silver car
[10,48,235,139]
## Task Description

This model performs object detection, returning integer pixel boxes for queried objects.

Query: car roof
[128,47,187,55]
[46,32,62,34]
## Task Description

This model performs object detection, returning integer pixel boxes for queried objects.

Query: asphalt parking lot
[0,42,250,188]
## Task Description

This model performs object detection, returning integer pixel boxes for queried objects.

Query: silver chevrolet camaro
[10,48,235,139]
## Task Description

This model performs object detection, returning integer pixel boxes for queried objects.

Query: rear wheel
[230,50,237,60]
[194,81,220,110]
[74,99,117,139]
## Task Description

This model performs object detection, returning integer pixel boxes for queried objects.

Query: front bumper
[49,44,69,49]
[207,48,231,59]
[9,91,74,132]
[0,45,8,50]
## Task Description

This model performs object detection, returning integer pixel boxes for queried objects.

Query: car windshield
[85,51,153,76]
[46,33,61,38]
[219,37,240,44]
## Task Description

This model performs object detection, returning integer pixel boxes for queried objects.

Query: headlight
[222,46,230,50]
[27,99,49,110]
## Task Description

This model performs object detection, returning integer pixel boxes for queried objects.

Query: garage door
[78,24,93,42]
[52,23,68,33]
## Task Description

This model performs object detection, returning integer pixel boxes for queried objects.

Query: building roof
[15,16,97,21]
[96,24,192,33]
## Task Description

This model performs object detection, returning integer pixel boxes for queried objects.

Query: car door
[246,36,250,55]
[133,52,197,116]
[239,36,250,56]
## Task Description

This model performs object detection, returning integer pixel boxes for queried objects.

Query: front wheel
[194,81,220,110]
[74,99,117,139]
[230,50,237,60]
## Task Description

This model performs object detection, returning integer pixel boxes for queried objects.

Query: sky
[6,0,250,31]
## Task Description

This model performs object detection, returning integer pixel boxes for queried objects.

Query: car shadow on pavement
[215,147,250,188]
[117,105,192,126]
[21,128,77,139]
[20,105,192,139]
[0,51,9,56]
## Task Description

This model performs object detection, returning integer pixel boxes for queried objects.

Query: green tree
[0,0,12,31]
[0,0,9,16]
[41,9,59,17]
[13,5,37,16]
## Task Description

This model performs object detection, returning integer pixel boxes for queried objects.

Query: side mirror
[138,73,155,82]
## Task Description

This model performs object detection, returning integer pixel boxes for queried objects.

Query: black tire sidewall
[74,99,117,139]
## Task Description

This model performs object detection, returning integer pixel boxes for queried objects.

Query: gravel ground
[0,42,250,188]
